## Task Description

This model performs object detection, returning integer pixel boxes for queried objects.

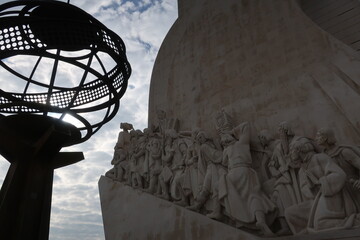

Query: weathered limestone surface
[148,0,360,144]
[99,176,360,240]
[98,175,260,240]
[101,0,360,239]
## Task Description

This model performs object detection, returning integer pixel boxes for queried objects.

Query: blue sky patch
[99,0,159,14]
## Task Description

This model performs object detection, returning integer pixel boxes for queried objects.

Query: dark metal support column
[0,115,83,240]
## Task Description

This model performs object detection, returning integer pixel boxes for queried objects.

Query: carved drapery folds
[105,111,360,237]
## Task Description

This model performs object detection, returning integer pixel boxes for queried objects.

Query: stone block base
[99,176,360,240]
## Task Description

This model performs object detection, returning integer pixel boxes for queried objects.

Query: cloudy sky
[0,0,178,239]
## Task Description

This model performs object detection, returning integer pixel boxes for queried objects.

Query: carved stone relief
[105,113,360,237]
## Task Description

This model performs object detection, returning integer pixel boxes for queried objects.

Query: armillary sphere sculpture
[0,0,131,239]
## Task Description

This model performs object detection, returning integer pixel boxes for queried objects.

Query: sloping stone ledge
[99,176,360,240]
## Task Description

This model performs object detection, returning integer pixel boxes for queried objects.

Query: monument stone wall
[148,0,360,144]
[100,0,360,239]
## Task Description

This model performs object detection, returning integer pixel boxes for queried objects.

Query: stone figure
[256,129,279,186]
[153,109,179,136]
[105,122,133,181]
[218,122,276,237]
[186,131,226,220]
[157,130,177,200]
[268,122,302,234]
[214,109,234,134]
[316,128,360,193]
[285,138,360,234]
[105,118,360,237]
[129,130,147,189]
[116,123,134,147]
[128,130,141,187]
[141,127,153,185]
[175,128,201,206]
[105,152,117,179]
[169,138,188,201]
[144,137,163,194]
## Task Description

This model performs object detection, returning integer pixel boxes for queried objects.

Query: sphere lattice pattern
[0,0,131,144]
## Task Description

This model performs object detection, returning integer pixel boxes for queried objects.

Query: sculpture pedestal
[99,176,360,240]
[99,176,259,240]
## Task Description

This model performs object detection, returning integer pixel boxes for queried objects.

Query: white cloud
[0,0,178,239]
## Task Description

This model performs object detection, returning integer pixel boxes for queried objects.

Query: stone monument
[99,0,360,239]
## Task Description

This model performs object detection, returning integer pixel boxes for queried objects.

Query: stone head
[120,122,133,131]
[130,129,138,139]
[151,138,161,149]
[165,129,178,139]
[278,121,294,137]
[258,129,273,147]
[143,128,151,135]
[196,131,207,144]
[290,138,314,164]
[136,129,143,136]
[178,140,188,153]
[156,109,166,120]
[191,127,200,140]
[220,133,236,147]
[315,128,336,147]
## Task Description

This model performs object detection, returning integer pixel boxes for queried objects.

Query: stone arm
[178,131,192,138]
[298,168,316,201]
[111,152,117,165]
[222,149,229,167]
[114,155,126,166]
[151,150,162,160]
[268,153,281,178]
[172,155,186,171]
[341,148,360,171]
[143,150,149,179]
[117,131,130,149]
[185,147,197,166]
[319,155,346,197]
[111,149,126,165]
[162,148,174,163]
[259,149,272,180]
[212,150,223,164]
[186,157,198,168]
[338,148,360,189]
[233,121,250,145]
[134,147,146,159]
[200,143,222,164]
[210,148,222,164]
[278,154,290,172]
[116,132,125,147]
[277,154,292,183]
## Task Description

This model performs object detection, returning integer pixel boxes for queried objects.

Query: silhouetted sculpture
[106,123,133,181]
[0,1,131,239]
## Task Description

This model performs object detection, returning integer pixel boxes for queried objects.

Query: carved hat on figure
[120,122,134,131]
[215,109,234,134]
